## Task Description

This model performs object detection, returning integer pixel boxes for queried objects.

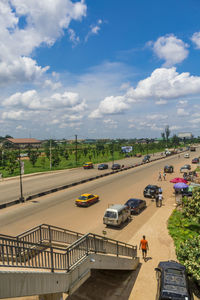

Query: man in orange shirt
[139,235,149,261]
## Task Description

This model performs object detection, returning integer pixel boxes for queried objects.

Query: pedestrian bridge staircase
[0,224,139,299]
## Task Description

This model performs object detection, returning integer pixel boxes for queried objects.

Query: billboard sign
[121,146,133,153]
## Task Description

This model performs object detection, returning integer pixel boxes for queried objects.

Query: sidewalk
[128,195,177,299]
[128,190,199,300]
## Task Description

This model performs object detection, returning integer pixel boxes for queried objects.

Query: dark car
[98,163,108,170]
[164,165,174,173]
[144,185,160,198]
[192,157,199,164]
[125,198,146,214]
[142,155,151,163]
[111,163,121,170]
[155,260,191,300]
[180,164,191,172]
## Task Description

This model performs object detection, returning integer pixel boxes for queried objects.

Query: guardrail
[0,150,187,209]
[0,224,137,272]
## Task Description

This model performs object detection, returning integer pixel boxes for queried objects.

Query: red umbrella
[170,177,188,183]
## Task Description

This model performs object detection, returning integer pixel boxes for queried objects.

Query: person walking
[163,172,166,181]
[158,172,162,181]
[155,193,159,207]
[159,193,163,207]
[139,235,149,261]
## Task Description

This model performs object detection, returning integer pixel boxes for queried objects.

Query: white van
[103,204,131,227]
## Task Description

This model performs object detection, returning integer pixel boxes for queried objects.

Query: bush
[177,236,200,281]
[182,188,200,222]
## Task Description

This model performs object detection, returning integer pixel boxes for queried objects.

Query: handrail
[0,224,137,272]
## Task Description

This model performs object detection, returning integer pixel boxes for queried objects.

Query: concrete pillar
[39,292,63,300]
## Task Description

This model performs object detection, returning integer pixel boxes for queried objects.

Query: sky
[1,0,200,140]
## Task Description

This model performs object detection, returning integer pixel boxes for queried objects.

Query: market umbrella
[173,182,188,189]
[170,177,188,183]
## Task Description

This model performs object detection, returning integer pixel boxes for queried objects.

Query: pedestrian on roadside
[158,172,162,181]
[159,193,163,207]
[163,172,166,181]
[139,235,149,261]
[155,193,159,207]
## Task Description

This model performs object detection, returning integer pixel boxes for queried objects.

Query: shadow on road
[66,264,142,300]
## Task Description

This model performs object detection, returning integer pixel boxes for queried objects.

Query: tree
[161,125,170,146]
[171,134,180,147]
[182,188,200,222]
[40,157,46,169]
[52,149,60,167]
[161,132,166,142]
[63,150,69,161]
[6,151,18,174]
[177,236,200,281]
[29,150,39,166]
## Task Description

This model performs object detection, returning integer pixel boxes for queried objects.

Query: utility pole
[75,134,78,165]
[112,142,114,165]
[18,147,24,202]
[50,139,52,169]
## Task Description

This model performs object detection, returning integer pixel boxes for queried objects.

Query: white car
[184,153,190,158]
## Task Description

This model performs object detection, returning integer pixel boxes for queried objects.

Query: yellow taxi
[75,193,99,207]
[83,162,94,169]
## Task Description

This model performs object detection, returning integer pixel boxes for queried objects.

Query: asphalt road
[0,149,199,239]
[0,149,199,300]
[0,152,164,205]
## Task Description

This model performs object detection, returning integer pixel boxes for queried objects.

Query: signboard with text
[121,146,133,153]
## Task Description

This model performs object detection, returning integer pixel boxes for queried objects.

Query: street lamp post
[18,148,24,203]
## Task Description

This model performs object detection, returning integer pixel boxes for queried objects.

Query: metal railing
[0,224,137,272]
[17,224,83,245]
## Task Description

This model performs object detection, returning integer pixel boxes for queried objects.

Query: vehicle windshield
[126,200,139,206]
[78,196,87,200]
[104,211,117,218]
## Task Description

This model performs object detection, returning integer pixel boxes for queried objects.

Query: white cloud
[85,19,103,42]
[146,114,168,120]
[43,79,62,90]
[68,28,80,46]
[189,118,200,124]
[178,100,188,106]
[89,67,200,119]
[2,110,33,121]
[155,99,167,105]
[0,57,49,86]
[170,125,181,130]
[151,34,189,66]
[191,32,200,49]
[126,67,200,100]
[0,0,87,85]
[103,118,118,128]
[3,90,86,111]
[89,95,129,118]
[177,108,189,116]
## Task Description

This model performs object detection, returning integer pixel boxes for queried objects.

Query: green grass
[0,151,127,178]
[168,210,200,248]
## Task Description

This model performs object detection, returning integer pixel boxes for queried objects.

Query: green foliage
[168,197,200,282]
[177,236,200,281]
[6,151,18,174]
[51,149,60,167]
[29,150,39,166]
[182,188,200,222]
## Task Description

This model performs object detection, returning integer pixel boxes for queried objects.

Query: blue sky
[1,0,200,139]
